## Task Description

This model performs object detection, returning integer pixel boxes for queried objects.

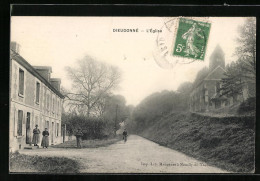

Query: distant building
[10,42,65,151]
[189,45,251,112]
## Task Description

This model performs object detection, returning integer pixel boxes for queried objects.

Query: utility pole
[114,104,118,136]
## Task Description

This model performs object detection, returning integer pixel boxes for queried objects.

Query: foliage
[220,61,244,99]
[139,112,255,173]
[62,94,133,137]
[238,97,256,115]
[64,55,121,117]
[61,114,112,139]
[103,95,129,125]
[235,17,256,82]
[9,151,80,173]
[131,85,191,133]
[177,82,193,94]
[220,18,256,99]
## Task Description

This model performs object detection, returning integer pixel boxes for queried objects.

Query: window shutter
[19,69,24,95]
[17,110,23,136]
[13,108,17,136]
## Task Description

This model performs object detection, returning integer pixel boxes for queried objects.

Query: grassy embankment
[53,136,121,149]
[9,151,80,173]
[10,136,121,173]
[138,112,255,173]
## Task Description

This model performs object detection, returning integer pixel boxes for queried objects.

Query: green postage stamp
[173,18,211,61]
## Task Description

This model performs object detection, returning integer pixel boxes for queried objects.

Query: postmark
[153,17,211,69]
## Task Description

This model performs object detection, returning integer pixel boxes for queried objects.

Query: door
[51,122,54,144]
[26,112,31,144]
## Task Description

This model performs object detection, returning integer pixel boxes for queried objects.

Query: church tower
[209,45,225,71]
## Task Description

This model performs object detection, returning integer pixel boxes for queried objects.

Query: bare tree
[65,56,121,117]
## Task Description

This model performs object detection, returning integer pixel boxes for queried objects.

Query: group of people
[31,125,50,148]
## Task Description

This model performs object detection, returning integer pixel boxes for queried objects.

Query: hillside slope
[138,112,255,173]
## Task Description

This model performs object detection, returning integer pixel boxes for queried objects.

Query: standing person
[75,128,83,148]
[41,128,49,149]
[123,128,128,143]
[32,125,41,146]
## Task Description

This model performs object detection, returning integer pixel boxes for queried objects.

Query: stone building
[189,45,251,112]
[10,42,65,151]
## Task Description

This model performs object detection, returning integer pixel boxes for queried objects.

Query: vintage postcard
[9,16,255,173]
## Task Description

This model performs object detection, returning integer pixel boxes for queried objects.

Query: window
[17,110,23,136]
[36,82,40,104]
[47,94,49,110]
[48,95,51,110]
[57,101,59,115]
[205,89,209,103]
[56,123,59,136]
[216,82,220,94]
[19,69,24,96]
[53,98,55,112]
[45,121,49,130]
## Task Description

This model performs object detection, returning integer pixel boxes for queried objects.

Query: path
[19,135,228,173]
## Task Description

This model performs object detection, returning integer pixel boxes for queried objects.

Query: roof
[204,65,226,80]
[50,78,61,82]
[10,49,65,99]
[33,66,52,73]
[193,65,226,90]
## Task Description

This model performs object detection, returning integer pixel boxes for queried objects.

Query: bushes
[131,90,191,133]
[138,112,255,172]
[200,137,221,149]
[9,151,80,173]
[63,115,114,140]
[238,97,256,114]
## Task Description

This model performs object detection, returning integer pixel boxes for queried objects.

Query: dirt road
[20,135,228,173]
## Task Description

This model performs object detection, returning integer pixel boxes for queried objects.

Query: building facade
[190,45,250,112]
[10,42,65,151]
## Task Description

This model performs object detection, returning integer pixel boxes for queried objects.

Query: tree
[102,95,129,130]
[64,56,122,117]
[235,17,256,82]
[220,62,244,101]
[132,90,190,133]
[220,18,256,99]
[177,82,193,94]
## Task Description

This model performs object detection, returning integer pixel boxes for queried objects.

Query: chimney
[10,41,21,54]
[33,66,52,82]
[50,78,61,91]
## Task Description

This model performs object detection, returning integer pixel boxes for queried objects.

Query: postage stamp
[172,18,211,61]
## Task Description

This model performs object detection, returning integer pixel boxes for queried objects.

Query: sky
[11,17,247,106]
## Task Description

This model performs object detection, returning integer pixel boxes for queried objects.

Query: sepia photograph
[9,16,255,173]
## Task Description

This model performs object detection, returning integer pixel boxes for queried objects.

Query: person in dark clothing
[41,128,49,148]
[32,125,40,146]
[75,128,84,148]
[123,128,128,143]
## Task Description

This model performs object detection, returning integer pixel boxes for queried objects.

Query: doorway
[26,112,31,144]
